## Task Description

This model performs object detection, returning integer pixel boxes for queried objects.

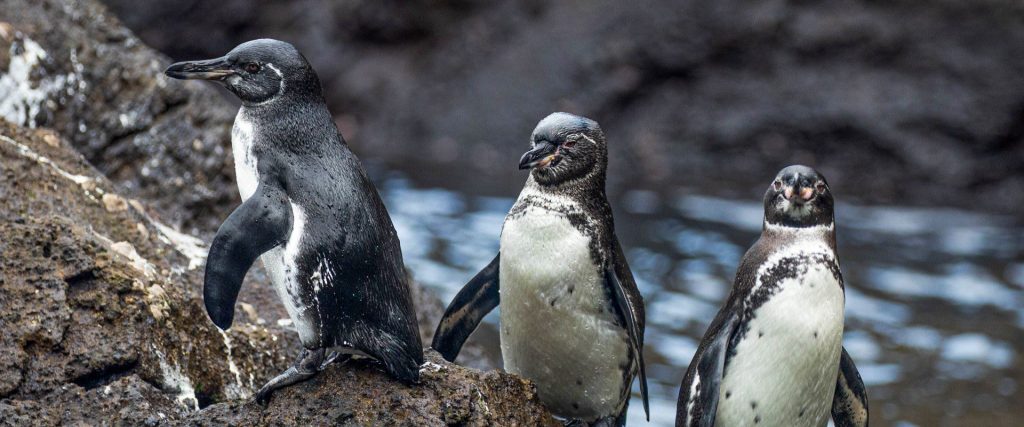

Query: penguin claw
[252,374,288,406]
[315,350,352,368]
[319,350,342,371]
[252,385,275,407]
[250,349,325,407]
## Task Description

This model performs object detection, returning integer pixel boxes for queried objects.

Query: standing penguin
[432,113,648,426]
[675,165,869,427]
[164,39,423,402]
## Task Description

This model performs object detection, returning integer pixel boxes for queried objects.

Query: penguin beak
[164,56,235,81]
[783,185,815,205]
[518,141,559,170]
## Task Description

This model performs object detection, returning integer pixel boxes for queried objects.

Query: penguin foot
[253,348,326,405]
[319,350,349,371]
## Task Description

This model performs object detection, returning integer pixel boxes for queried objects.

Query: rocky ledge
[0,120,555,425]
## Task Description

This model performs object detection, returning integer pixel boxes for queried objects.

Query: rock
[1,0,239,235]
[0,119,292,421]
[0,375,184,426]
[0,120,553,424]
[102,0,1024,213]
[191,350,557,426]
[103,193,129,212]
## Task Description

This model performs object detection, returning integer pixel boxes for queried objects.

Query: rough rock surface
[1,0,239,235]
[104,0,1024,214]
[0,120,553,425]
[191,351,557,426]
[0,120,291,423]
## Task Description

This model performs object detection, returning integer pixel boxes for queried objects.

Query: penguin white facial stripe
[247,63,285,107]
[265,63,285,93]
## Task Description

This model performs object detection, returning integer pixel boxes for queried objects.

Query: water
[380,173,1024,426]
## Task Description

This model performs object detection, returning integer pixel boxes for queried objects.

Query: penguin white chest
[499,205,630,420]
[717,246,845,427]
[232,109,259,201]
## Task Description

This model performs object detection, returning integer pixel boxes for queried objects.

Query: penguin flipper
[604,262,649,421]
[204,183,292,330]
[832,346,870,427]
[676,311,740,427]
[431,253,500,361]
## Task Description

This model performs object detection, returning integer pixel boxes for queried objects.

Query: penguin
[675,165,869,427]
[164,39,423,403]
[432,113,649,426]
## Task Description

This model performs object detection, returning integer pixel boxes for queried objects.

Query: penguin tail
[378,345,423,384]
[356,329,424,384]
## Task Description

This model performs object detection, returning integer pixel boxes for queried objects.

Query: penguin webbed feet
[252,348,341,406]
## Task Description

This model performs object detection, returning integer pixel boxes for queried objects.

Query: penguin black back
[165,39,423,403]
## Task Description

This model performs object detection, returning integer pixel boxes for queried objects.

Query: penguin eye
[245,62,261,73]
[815,181,827,194]
[563,139,577,148]
[772,180,783,191]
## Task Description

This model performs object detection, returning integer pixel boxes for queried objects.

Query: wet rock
[0,121,552,424]
[103,0,1024,214]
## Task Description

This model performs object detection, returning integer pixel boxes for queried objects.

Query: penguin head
[165,39,322,105]
[519,112,607,186]
[763,165,834,228]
